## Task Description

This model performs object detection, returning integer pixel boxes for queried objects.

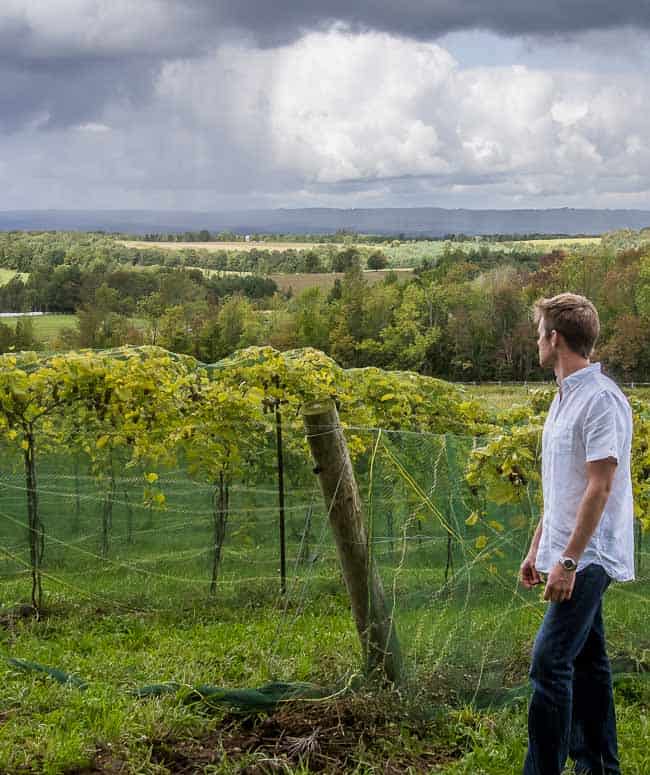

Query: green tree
[367,251,389,270]
[293,288,330,351]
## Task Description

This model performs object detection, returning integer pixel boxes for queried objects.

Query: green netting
[1,424,648,710]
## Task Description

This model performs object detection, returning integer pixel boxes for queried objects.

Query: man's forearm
[527,518,543,559]
[564,483,610,561]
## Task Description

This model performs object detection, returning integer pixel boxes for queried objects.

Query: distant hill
[1,207,650,236]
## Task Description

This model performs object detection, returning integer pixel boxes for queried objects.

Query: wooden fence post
[303,400,402,685]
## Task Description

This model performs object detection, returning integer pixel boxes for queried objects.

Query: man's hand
[520,554,542,589]
[543,563,576,602]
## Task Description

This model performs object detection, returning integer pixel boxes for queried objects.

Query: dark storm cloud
[207,0,650,46]
[1,1,649,133]
[0,3,215,132]
[0,56,157,133]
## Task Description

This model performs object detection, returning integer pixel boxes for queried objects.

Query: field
[380,237,602,268]
[119,236,602,270]
[0,315,150,347]
[461,382,650,413]
[0,268,29,285]
[268,268,414,293]
[119,240,339,253]
[0,314,77,343]
[0,390,648,774]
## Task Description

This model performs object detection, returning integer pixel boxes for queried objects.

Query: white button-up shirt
[536,362,635,581]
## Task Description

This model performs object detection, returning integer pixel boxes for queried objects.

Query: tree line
[3,230,650,380]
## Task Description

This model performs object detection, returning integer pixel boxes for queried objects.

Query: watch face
[561,558,577,571]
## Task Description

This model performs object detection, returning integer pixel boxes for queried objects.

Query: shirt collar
[557,362,601,394]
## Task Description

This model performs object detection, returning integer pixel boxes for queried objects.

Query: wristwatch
[559,556,578,572]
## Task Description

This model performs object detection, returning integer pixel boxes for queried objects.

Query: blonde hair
[533,293,600,358]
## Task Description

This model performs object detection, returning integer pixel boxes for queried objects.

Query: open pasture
[142,263,415,292]
[119,240,340,253]
[118,235,602,272]
[269,267,414,293]
[381,236,602,267]
[0,268,29,286]
[461,381,650,413]
[0,315,149,348]
[0,313,76,343]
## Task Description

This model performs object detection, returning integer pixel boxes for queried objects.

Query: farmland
[120,235,602,269]
[257,267,413,293]
[120,240,340,253]
[0,314,77,344]
[380,236,601,267]
[0,230,648,773]
[0,349,648,774]
[6,228,650,383]
[0,268,29,285]
[153,264,416,291]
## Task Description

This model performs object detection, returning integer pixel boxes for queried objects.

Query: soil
[77,697,462,774]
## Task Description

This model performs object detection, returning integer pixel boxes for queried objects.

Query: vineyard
[1,347,649,774]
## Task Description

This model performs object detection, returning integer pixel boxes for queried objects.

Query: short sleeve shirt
[535,362,635,581]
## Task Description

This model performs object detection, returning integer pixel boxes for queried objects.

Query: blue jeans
[523,564,620,775]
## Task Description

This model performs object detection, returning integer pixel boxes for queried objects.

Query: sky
[2,1,650,211]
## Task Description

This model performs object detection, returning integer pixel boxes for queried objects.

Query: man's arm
[520,518,543,588]
[543,458,617,602]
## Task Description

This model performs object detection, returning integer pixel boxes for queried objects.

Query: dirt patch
[83,697,462,774]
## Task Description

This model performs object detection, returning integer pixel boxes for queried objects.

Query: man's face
[537,317,555,368]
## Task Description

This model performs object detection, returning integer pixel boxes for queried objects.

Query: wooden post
[303,400,402,685]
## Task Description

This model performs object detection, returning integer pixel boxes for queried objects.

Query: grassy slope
[0,576,647,773]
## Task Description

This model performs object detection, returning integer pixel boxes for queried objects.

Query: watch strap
[559,556,578,571]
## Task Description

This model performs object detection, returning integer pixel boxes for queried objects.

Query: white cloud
[2,26,650,209]
[551,100,589,126]
[1,0,203,57]
[254,30,650,195]
[77,122,111,133]
[268,31,456,182]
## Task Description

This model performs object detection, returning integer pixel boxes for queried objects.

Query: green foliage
[6,228,650,382]
[366,250,389,270]
[467,388,650,544]
[466,423,543,509]
[0,350,647,773]
[630,398,650,532]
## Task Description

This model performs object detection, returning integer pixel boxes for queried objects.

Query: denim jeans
[523,563,620,775]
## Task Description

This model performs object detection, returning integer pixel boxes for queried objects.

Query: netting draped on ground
[1,423,648,706]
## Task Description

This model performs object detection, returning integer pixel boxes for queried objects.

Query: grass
[0,314,77,344]
[1,315,149,347]
[268,268,414,293]
[1,545,647,773]
[0,268,30,286]
[460,382,650,414]
[138,263,415,293]
[459,383,551,413]
[118,236,602,270]
[380,237,601,268]
[0,414,646,773]
[119,240,343,253]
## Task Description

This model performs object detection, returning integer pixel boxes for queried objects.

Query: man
[520,292,634,775]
